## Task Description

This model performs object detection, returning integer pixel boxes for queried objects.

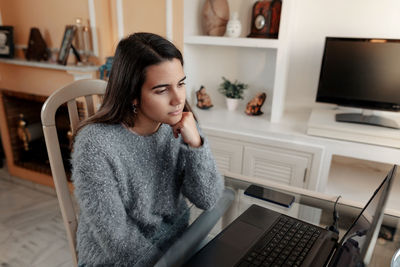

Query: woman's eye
[178,82,186,87]
[156,88,167,94]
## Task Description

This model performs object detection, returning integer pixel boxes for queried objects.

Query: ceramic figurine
[196,85,214,109]
[226,12,242,38]
[202,0,229,36]
[245,92,266,115]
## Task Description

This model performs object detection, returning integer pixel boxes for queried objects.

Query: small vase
[225,98,240,111]
[225,12,242,38]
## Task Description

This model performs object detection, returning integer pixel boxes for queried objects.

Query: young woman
[71,32,223,266]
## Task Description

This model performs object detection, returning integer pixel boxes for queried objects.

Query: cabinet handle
[303,168,308,183]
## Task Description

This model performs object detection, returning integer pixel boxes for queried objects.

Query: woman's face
[134,58,186,128]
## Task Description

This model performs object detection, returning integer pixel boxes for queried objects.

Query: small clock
[255,14,266,30]
[248,0,282,39]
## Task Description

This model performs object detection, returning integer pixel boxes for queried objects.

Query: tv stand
[307,108,400,148]
[336,113,400,129]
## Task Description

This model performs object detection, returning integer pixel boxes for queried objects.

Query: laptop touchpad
[219,220,263,250]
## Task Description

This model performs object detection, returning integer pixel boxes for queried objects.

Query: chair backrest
[41,79,107,267]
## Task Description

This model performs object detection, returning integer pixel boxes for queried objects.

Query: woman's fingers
[171,112,201,147]
[172,125,181,138]
[171,119,183,138]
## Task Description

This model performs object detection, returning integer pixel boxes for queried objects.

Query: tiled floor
[0,168,212,267]
[0,169,72,267]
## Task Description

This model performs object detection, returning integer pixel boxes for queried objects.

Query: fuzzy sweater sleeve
[180,134,223,210]
[72,137,162,266]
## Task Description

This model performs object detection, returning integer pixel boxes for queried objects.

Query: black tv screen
[316,37,400,112]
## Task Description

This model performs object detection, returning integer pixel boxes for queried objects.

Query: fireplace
[0,90,74,184]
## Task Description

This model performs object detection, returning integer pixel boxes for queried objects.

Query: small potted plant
[218,77,248,111]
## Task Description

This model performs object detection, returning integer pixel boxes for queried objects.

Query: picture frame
[0,26,14,58]
[57,25,76,65]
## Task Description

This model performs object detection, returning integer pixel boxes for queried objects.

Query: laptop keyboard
[236,216,321,267]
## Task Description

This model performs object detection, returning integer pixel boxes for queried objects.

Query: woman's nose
[170,88,185,106]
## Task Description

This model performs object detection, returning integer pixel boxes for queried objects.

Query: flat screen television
[316,37,400,129]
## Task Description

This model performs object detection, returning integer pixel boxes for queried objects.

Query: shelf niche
[185,45,277,118]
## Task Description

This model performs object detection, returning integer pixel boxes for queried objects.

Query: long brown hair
[77,32,194,133]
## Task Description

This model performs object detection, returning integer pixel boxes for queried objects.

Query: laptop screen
[338,165,396,264]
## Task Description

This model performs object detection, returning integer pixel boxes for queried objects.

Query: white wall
[285,0,400,108]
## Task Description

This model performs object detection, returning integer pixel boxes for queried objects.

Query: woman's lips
[169,109,183,116]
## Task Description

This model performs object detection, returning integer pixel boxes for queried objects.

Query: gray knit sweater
[71,123,223,266]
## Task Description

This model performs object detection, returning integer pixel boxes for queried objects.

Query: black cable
[348,229,368,240]
[326,195,341,234]
[333,195,341,231]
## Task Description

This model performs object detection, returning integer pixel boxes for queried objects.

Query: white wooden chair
[41,79,107,267]
[41,79,234,267]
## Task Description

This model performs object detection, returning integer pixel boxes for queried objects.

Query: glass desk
[190,175,400,267]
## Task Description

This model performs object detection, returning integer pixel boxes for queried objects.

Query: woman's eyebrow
[152,83,169,90]
[179,76,187,83]
[151,76,186,90]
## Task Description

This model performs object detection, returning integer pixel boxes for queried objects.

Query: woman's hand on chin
[170,112,202,148]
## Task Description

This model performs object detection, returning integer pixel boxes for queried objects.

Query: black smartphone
[244,184,295,208]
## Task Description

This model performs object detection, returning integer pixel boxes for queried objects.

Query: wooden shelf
[0,58,98,72]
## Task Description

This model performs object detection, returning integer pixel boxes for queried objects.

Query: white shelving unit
[182,1,326,192]
[183,0,294,123]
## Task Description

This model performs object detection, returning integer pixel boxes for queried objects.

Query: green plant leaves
[218,77,248,99]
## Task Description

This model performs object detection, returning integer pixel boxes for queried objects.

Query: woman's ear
[133,99,138,106]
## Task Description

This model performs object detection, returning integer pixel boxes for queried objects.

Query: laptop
[185,165,397,267]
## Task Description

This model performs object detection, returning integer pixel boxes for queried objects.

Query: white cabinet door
[243,145,310,187]
[207,136,243,174]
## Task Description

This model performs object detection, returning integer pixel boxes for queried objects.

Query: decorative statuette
[17,113,44,151]
[25,28,49,61]
[202,0,230,36]
[226,12,242,38]
[196,85,213,109]
[245,92,267,115]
